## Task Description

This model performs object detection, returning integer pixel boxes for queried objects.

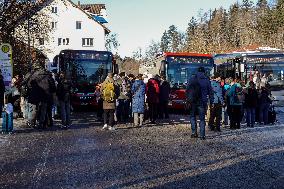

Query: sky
[73,0,258,57]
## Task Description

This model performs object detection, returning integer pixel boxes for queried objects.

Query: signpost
[0,43,13,88]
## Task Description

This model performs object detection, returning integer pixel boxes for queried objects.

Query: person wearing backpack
[228,77,244,129]
[146,75,160,124]
[186,67,212,140]
[101,73,119,131]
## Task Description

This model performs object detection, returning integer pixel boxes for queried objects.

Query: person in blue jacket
[131,74,146,127]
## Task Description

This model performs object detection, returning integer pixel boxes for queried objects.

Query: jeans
[230,105,242,129]
[133,113,144,126]
[38,102,47,128]
[117,99,130,122]
[222,106,229,125]
[190,104,206,137]
[246,107,256,127]
[60,101,71,126]
[159,100,169,119]
[259,103,270,124]
[27,103,37,126]
[148,103,158,122]
[104,109,115,127]
[209,103,222,131]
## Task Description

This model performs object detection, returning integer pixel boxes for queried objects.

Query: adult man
[186,67,211,140]
[159,75,170,119]
[56,72,72,128]
[116,72,131,123]
[209,73,224,132]
[28,64,56,129]
[101,73,119,130]
[228,77,243,129]
[146,75,160,124]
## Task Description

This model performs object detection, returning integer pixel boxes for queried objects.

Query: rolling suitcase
[2,111,13,134]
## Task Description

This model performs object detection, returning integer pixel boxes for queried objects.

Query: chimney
[78,1,80,6]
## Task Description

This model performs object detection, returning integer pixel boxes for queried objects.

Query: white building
[15,0,110,69]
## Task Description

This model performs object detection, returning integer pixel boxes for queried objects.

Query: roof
[13,0,110,34]
[164,52,213,58]
[79,4,106,15]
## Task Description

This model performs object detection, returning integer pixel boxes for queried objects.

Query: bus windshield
[59,50,112,92]
[166,56,213,88]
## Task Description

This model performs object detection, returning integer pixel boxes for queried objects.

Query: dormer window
[52,7,57,13]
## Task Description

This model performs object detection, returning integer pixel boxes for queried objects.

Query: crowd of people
[0,63,72,129]
[187,67,275,140]
[0,65,275,140]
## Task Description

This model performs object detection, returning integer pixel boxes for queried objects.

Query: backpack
[233,86,244,104]
[102,81,115,102]
[186,77,201,104]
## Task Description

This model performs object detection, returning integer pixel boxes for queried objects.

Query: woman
[244,81,258,127]
[131,74,146,127]
[258,87,271,125]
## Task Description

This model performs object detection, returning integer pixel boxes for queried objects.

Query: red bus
[56,50,118,109]
[139,52,214,110]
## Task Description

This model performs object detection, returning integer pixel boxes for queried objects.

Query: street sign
[0,43,13,87]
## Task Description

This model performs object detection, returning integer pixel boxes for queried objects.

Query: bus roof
[59,49,112,55]
[164,52,213,58]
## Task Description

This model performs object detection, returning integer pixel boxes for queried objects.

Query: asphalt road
[0,112,284,189]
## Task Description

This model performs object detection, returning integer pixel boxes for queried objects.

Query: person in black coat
[159,76,170,119]
[56,73,72,128]
[244,81,258,127]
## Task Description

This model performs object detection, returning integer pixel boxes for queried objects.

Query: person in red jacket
[146,75,160,124]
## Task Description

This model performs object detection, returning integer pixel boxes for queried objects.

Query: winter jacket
[27,69,56,104]
[210,80,224,104]
[244,87,258,108]
[159,80,170,102]
[259,88,271,106]
[56,78,72,102]
[228,83,243,106]
[131,79,146,113]
[117,77,131,100]
[188,72,211,106]
[146,78,160,104]
[101,77,119,110]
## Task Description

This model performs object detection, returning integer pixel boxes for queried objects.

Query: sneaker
[191,134,198,138]
[102,124,108,130]
[108,127,116,131]
[200,136,206,140]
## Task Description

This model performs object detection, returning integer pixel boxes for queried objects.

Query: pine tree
[160,30,170,52]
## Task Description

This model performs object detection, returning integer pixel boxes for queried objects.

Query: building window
[39,38,44,45]
[62,38,69,45]
[52,7,57,13]
[76,21,82,29]
[58,38,69,46]
[51,21,57,29]
[82,38,94,47]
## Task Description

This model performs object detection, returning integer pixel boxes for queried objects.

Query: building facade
[14,0,110,69]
